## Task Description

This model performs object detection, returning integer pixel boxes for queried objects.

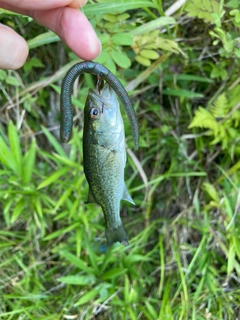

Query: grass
[1,0,240,319]
[0,125,239,318]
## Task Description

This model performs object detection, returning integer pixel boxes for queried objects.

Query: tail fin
[105,224,129,246]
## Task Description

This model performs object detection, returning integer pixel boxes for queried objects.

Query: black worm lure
[60,61,139,150]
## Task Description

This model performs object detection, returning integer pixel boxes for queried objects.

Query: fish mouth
[88,84,116,106]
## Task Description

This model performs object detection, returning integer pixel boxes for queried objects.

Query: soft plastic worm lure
[60,61,139,150]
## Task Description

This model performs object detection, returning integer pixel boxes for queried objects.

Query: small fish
[83,84,135,246]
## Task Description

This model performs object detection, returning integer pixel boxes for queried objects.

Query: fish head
[84,84,123,133]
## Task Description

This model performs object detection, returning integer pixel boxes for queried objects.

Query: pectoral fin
[122,184,135,205]
[85,189,97,204]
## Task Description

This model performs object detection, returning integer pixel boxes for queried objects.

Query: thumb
[0,23,29,70]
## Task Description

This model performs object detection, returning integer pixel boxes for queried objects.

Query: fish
[83,83,135,246]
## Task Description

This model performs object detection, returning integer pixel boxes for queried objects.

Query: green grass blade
[41,126,67,157]
[37,167,69,190]
[0,136,15,171]
[101,268,128,280]
[162,89,204,98]
[60,251,94,273]
[163,74,214,83]
[8,121,23,176]
[11,198,25,224]
[84,0,156,15]
[145,301,158,319]
[74,288,99,306]
[58,274,96,285]
[131,16,176,36]
[43,222,79,241]
[22,139,36,184]
[27,31,60,49]
[227,242,236,275]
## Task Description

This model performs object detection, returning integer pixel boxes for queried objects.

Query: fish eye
[90,107,100,119]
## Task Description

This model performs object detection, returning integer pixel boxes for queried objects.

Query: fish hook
[97,75,101,94]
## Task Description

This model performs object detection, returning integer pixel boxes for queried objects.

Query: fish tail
[105,223,129,246]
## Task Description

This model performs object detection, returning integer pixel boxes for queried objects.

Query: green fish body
[83,84,134,246]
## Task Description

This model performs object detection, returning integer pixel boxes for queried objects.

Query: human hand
[0,0,101,70]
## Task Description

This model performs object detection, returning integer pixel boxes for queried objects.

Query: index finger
[0,0,86,11]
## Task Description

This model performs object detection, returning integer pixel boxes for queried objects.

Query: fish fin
[85,189,97,204]
[105,223,129,246]
[122,184,135,205]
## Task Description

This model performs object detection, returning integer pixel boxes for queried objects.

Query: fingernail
[89,36,102,59]
[69,0,87,8]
